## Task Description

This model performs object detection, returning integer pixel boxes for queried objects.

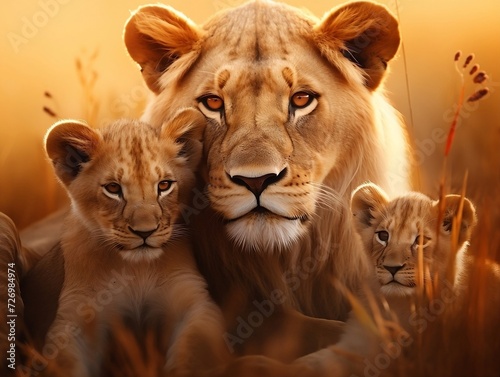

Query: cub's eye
[199,95,224,112]
[375,230,389,245]
[290,91,316,109]
[414,235,431,248]
[158,180,175,196]
[103,183,122,197]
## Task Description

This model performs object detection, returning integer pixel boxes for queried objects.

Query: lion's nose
[128,226,157,241]
[384,264,404,277]
[230,168,287,197]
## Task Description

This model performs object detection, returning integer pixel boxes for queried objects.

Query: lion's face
[196,56,376,250]
[45,110,204,262]
[351,183,477,298]
[125,1,402,251]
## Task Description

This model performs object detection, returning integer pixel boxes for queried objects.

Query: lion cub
[350,183,477,329]
[44,109,228,376]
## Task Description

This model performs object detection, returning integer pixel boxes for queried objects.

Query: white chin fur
[119,247,163,262]
[381,283,414,297]
[226,215,305,251]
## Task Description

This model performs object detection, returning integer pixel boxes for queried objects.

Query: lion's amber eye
[290,91,314,109]
[200,95,224,111]
[104,182,122,196]
[158,180,175,195]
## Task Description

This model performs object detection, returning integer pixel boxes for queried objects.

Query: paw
[292,348,349,377]
[304,318,346,350]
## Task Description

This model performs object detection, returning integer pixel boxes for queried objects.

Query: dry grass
[43,49,101,127]
[379,52,500,377]
[388,209,500,377]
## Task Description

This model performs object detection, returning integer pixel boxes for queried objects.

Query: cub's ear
[124,5,201,93]
[45,120,101,186]
[313,1,400,90]
[440,195,477,244]
[161,108,206,169]
[351,182,389,231]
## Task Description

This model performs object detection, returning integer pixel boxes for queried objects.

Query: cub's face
[360,196,436,297]
[125,1,401,251]
[45,110,204,262]
[351,183,476,298]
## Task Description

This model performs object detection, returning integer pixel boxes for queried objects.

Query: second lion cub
[43,109,228,376]
[350,182,477,330]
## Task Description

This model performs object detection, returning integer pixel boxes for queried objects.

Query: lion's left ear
[351,182,389,232]
[313,1,400,90]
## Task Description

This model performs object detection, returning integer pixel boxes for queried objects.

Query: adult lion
[2,0,413,375]
[123,0,412,366]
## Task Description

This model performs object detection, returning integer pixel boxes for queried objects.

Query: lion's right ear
[124,5,202,93]
[45,120,102,186]
[439,195,477,245]
[313,1,400,90]
[351,182,389,231]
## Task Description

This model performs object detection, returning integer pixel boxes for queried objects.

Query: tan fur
[1,2,415,375]
[122,0,414,371]
[43,110,229,376]
[351,182,477,328]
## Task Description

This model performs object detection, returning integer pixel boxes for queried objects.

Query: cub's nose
[229,168,287,197]
[128,226,157,241]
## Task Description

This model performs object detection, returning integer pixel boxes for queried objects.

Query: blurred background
[0,0,499,229]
